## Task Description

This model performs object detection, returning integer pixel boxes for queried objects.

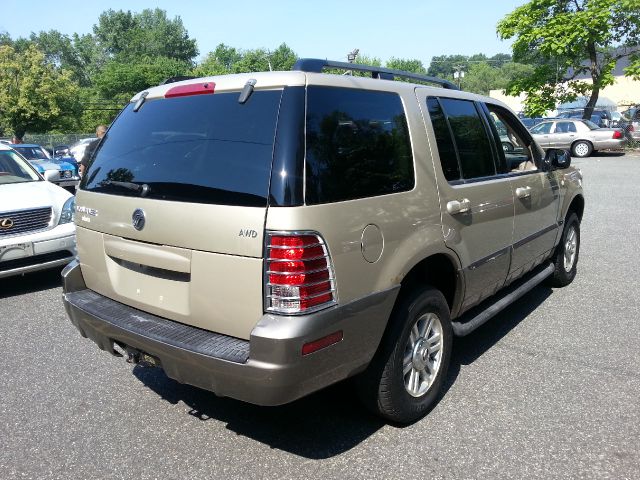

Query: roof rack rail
[160,75,197,85]
[292,58,459,90]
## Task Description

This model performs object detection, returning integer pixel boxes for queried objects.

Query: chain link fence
[20,133,95,149]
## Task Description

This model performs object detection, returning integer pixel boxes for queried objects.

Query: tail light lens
[612,130,623,139]
[265,232,336,314]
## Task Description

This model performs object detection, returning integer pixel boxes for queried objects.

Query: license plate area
[0,242,34,260]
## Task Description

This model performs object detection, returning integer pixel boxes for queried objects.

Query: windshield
[0,150,41,184]
[13,146,50,160]
[82,90,282,207]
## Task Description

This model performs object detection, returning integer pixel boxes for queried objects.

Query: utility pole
[453,65,465,88]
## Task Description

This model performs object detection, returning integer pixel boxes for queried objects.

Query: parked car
[0,143,76,279]
[9,143,79,191]
[62,59,584,424]
[53,145,71,157]
[69,138,96,161]
[621,109,640,143]
[556,108,615,128]
[530,118,626,157]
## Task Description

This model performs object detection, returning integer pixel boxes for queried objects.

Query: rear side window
[82,90,282,207]
[438,98,496,180]
[305,87,414,204]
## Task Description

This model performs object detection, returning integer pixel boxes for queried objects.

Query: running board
[451,263,554,337]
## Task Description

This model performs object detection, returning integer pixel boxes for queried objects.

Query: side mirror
[544,148,571,170]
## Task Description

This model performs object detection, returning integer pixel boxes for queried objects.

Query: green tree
[497,0,640,117]
[386,58,427,74]
[0,44,81,137]
[93,8,198,63]
[463,61,535,96]
[194,43,297,76]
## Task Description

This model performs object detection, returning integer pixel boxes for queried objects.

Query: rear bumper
[62,260,398,406]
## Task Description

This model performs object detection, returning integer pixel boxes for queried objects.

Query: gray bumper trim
[65,289,250,364]
[62,260,399,406]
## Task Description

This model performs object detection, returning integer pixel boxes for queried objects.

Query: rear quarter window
[305,87,414,204]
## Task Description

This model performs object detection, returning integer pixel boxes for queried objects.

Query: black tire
[355,287,452,424]
[571,140,593,158]
[549,212,580,287]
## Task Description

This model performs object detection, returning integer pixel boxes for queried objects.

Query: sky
[0,0,526,66]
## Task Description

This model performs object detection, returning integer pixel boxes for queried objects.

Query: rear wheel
[356,287,452,424]
[571,141,592,158]
[549,212,580,287]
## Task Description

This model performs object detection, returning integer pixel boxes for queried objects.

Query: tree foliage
[497,0,640,117]
[194,43,297,76]
[93,8,198,63]
[0,44,81,137]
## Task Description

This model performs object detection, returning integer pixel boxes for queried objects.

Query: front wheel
[549,212,580,287]
[571,141,592,158]
[356,287,452,424]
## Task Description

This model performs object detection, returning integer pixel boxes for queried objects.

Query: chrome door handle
[516,186,532,199]
[447,198,471,214]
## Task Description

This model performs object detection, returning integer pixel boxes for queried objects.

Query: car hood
[29,159,75,171]
[0,180,72,215]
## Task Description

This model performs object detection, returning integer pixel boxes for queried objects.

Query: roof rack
[292,58,459,90]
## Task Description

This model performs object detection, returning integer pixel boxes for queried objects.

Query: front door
[484,105,561,282]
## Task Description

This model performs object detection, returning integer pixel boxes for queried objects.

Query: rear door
[419,94,515,313]
[75,79,292,340]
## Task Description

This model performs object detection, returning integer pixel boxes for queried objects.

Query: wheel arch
[398,253,463,317]
[567,193,585,222]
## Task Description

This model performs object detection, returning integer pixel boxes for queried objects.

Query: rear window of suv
[82,90,282,207]
[305,87,414,204]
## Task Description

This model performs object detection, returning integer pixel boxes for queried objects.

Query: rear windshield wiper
[101,180,150,196]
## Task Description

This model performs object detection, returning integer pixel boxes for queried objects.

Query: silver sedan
[530,119,627,157]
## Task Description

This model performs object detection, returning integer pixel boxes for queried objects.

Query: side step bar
[452,263,554,337]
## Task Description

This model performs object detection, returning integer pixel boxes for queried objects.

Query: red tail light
[612,130,623,139]
[165,82,215,98]
[265,232,336,314]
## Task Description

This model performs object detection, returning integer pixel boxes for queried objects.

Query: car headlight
[59,196,75,225]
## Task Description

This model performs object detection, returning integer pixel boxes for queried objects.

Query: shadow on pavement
[132,283,554,459]
[0,268,63,299]
[133,365,384,459]
[591,150,626,157]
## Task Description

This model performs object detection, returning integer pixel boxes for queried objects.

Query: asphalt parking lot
[1,151,639,479]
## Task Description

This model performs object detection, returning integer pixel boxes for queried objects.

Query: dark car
[556,109,615,128]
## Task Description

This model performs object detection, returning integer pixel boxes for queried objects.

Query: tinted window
[439,98,496,179]
[556,122,576,133]
[82,90,282,207]
[531,122,552,134]
[427,97,460,181]
[305,87,414,204]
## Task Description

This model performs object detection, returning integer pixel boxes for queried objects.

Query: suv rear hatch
[75,73,305,339]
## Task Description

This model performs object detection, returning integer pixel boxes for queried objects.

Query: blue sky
[1,0,526,65]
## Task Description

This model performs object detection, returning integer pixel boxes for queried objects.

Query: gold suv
[62,59,584,423]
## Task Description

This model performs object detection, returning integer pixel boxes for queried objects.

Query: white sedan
[530,118,627,157]
[0,144,76,278]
